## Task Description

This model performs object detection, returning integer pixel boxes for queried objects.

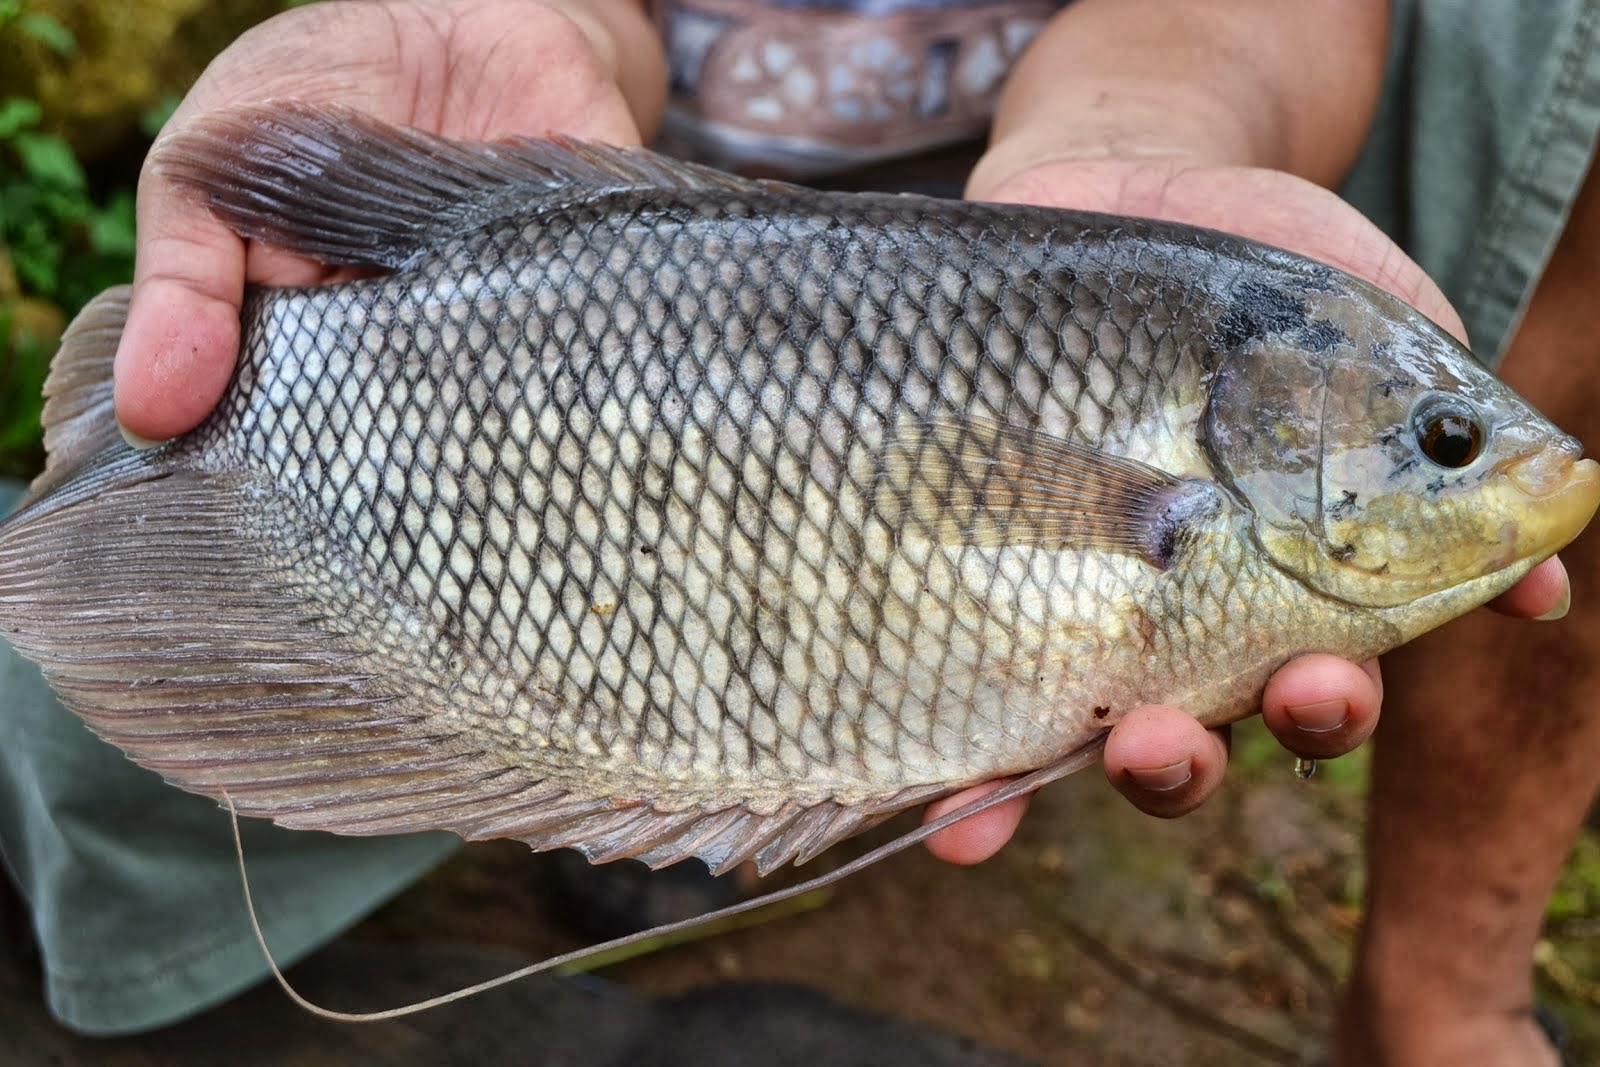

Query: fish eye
[1411,398,1485,469]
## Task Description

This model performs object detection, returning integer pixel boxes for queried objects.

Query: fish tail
[0,443,443,816]
[0,311,501,833]
[0,285,146,641]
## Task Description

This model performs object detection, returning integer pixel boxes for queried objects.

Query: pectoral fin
[883,417,1220,569]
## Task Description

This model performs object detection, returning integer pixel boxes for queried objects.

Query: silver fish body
[213,196,1293,799]
[1,106,1594,872]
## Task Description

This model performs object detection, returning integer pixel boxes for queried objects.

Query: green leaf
[38,185,91,233]
[9,229,59,293]
[87,190,136,256]
[0,97,41,139]
[0,178,42,233]
[0,304,50,460]
[18,11,74,55]
[10,130,84,191]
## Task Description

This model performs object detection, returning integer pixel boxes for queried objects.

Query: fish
[0,104,1595,878]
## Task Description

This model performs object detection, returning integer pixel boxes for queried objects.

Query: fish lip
[1496,435,1585,496]
[1496,454,1600,560]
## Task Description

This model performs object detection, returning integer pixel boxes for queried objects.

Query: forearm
[971,0,1389,195]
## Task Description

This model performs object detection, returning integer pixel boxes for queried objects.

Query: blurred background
[1,2,1597,1064]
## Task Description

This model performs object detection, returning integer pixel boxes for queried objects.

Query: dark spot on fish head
[1210,280,1309,352]
[1328,490,1359,519]
[1296,318,1347,353]
[1201,282,1351,549]
[1300,263,1341,292]
[1092,705,1111,720]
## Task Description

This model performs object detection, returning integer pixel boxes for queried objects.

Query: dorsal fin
[156,102,760,270]
[21,285,131,507]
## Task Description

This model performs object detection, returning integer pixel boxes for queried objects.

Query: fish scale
[196,193,1245,798]
[0,104,1593,873]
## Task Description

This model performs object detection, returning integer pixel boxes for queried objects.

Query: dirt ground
[345,719,1598,1066]
[2,719,1596,1064]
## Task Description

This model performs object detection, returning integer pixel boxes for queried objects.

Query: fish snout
[1494,447,1600,561]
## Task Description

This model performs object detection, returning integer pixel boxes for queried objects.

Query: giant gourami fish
[1,106,1595,875]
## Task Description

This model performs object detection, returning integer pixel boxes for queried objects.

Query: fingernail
[1537,582,1571,622]
[1126,759,1192,793]
[1285,698,1348,734]
[118,423,164,450]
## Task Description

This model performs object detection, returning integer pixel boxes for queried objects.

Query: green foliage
[0,303,48,476]
[1548,832,1600,924]
[0,0,75,55]
[1,100,136,308]
[0,98,41,138]
[1228,716,1371,794]
[0,9,138,474]
[17,11,74,55]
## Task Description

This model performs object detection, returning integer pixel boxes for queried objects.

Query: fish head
[1203,277,1600,613]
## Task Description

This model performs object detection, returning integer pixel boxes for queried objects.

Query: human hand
[113,0,664,443]
[921,88,1575,864]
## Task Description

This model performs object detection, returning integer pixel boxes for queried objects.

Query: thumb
[112,156,248,443]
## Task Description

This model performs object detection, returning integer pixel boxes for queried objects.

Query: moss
[1,0,283,158]
[1228,716,1372,796]
[1548,831,1600,924]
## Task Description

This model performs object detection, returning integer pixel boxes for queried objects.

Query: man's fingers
[1261,653,1383,760]
[111,0,658,445]
[971,155,1468,345]
[922,781,1031,865]
[1487,556,1571,620]
[927,652,1383,855]
[1103,707,1229,818]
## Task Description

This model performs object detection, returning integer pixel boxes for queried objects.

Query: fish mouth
[1495,452,1600,562]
